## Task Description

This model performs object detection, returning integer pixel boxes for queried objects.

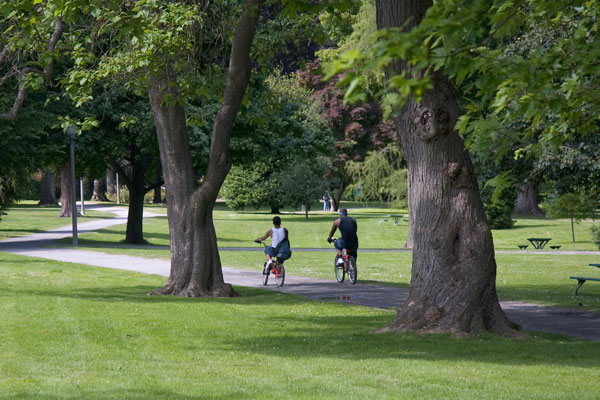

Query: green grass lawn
[0,201,118,240]
[48,202,599,250]
[1,252,599,399]
[8,200,589,311]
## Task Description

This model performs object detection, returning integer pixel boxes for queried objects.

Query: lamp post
[67,125,78,245]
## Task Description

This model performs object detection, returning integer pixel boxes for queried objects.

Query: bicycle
[255,240,285,287]
[328,238,357,284]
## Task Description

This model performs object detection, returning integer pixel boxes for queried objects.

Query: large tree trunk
[91,178,109,201]
[124,179,146,244]
[120,156,148,244]
[405,189,414,249]
[38,169,57,205]
[147,1,262,297]
[106,167,116,197]
[513,181,544,215]
[270,205,280,214]
[328,180,347,212]
[153,163,162,203]
[58,163,72,217]
[377,0,514,336]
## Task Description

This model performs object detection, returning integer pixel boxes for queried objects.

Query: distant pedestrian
[322,193,330,211]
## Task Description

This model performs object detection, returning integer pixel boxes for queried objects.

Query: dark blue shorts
[264,246,290,261]
[334,238,358,258]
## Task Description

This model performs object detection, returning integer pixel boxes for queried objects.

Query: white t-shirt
[271,227,285,248]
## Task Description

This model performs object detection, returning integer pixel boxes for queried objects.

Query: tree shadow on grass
[220,325,600,368]
[0,228,49,235]
[6,389,228,400]
[6,276,600,368]
[508,224,555,229]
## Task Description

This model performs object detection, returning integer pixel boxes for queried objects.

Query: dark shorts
[334,238,358,258]
[264,246,290,261]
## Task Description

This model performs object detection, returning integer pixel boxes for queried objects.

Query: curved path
[1,205,599,341]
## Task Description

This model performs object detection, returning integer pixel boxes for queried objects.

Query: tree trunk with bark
[328,181,346,212]
[405,189,414,249]
[91,178,109,201]
[513,181,544,215]
[124,178,146,244]
[58,163,72,217]
[270,205,280,214]
[106,167,116,197]
[377,0,515,336]
[153,164,162,203]
[147,1,262,297]
[39,169,57,205]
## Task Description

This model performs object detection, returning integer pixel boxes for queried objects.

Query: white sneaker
[336,257,344,265]
[262,260,270,274]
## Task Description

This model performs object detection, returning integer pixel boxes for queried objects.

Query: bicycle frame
[256,240,285,286]
[331,237,357,284]
[340,249,349,273]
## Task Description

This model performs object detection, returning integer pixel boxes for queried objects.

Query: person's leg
[264,247,273,262]
[264,246,276,273]
[334,238,345,259]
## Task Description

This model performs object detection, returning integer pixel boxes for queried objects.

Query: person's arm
[256,229,272,242]
[327,219,340,242]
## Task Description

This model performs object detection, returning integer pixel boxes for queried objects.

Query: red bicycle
[255,240,285,287]
[329,238,357,284]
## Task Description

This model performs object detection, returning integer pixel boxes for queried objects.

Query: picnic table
[527,237,552,249]
[388,214,404,226]
[570,264,600,295]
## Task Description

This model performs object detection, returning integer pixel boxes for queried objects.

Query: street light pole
[67,125,78,245]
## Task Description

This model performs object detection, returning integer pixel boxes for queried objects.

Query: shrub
[485,200,514,229]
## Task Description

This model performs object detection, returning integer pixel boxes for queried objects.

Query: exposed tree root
[148,281,237,298]
[377,302,526,338]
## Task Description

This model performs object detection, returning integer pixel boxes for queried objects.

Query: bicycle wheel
[347,256,357,285]
[275,264,285,287]
[334,257,345,283]
[262,261,269,285]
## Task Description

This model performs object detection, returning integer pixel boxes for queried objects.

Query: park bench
[518,245,528,250]
[549,245,561,249]
[569,264,600,295]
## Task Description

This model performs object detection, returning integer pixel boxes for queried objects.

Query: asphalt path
[1,205,599,341]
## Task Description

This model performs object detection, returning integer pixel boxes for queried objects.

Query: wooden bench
[570,277,600,295]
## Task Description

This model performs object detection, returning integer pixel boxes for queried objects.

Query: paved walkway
[1,205,599,341]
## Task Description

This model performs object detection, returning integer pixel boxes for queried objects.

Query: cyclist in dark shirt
[327,208,358,260]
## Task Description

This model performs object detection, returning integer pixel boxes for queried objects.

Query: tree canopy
[332,0,600,171]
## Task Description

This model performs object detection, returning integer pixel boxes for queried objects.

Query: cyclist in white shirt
[255,216,292,273]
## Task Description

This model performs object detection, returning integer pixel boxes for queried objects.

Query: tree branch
[42,17,65,85]
[0,17,64,122]
[110,159,133,188]
[0,82,26,122]
[0,47,9,65]
[0,70,18,87]
[199,0,263,203]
